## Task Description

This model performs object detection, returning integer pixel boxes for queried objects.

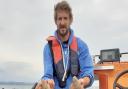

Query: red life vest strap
[47,36,78,64]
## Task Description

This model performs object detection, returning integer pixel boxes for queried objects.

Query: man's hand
[70,76,90,89]
[35,79,55,89]
[70,76,84,89]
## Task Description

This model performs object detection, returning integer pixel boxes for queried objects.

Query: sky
[0,0,128,82]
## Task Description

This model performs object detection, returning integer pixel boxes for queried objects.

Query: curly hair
[54,1,73,21]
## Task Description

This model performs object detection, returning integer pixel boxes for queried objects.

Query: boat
[93,48,128,89]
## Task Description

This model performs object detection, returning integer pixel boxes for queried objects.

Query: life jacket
[47,36,80,88]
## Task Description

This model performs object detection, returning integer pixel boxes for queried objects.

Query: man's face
[55,11,72,37]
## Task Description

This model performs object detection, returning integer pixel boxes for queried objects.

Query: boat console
[94,48,128,89]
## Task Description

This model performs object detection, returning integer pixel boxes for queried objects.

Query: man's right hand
[35,79,55,89]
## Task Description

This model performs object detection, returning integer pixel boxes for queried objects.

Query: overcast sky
[0,0,128,82]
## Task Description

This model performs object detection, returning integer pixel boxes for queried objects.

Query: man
[35,1,94,89]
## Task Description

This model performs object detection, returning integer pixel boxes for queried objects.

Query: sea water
[0,84,33,89]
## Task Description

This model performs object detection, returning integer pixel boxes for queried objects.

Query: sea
[0,84,33,89]
[0,81,99,89]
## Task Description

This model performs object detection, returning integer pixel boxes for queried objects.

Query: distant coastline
[0,82,34,85]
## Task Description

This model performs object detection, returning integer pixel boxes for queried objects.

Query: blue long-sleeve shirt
[42,29,94,89]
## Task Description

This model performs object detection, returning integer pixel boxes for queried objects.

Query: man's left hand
[70,76,84,89]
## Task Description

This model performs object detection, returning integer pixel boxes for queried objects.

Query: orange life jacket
[47,36,80,87]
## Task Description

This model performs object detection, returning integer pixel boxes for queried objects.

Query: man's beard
[57,28,69,37]
[57,25,69,37]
